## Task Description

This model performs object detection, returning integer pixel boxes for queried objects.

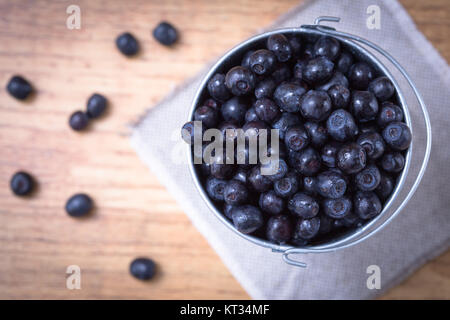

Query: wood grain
[0,0,448,299]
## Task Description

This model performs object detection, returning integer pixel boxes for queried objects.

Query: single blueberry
[69,111,89,131]
[381,151,405,173]
[225,66,256,96]
[323,197,352,219]
[300,90,332,122]
[273,82,307,113]
[350,90,379,122]
[316,170,347,199]
[284,125,310,152]
[382,121,412,151]
[377,102,404,127]
[205,177,227,202]
[336,143,367,174]
[348,62,374,90]
[116,32,139,56]
[368,76,395,101]
[10,171,34,196]
[354,191,382,220]
[224,180,249,206]
[357,132,385,160]
[86,93,107,119]
[267,34,292,62]
[207,73,231,102]
[293,217,320,240]
[194,105,219,128]
[302,56,334,85]
[248,49,277,75]
[288,147,321,176]
[355,164,381,191]
[65,193,93,217]
[153,22,178,46]
[326,109,358,142]
[130,258,156,280]
[259,190,285,215]
[266,215,293,244]
[327,84,350,109]
[254,77,277,99]
[7,75,33,100]
[288,192,319,219]
[231,205,264,234]
[274,171,299,199]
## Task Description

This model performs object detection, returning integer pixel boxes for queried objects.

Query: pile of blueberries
[182,33,412,246]
[6,21,179,281]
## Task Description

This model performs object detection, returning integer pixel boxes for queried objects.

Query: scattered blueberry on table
[65,193,93,217]
[7,75,33,100]
[130,257,156,280]
[153,22,178,46]
[182,33,412,246]
[116,32,139,56]
[69,110,89,131]
[86,93,108,119]
[10,171,34,196]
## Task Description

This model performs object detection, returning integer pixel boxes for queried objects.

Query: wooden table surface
[0,0,448,299]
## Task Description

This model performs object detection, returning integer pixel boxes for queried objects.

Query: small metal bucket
[187,17,432,267]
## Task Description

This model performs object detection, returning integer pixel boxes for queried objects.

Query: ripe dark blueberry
[210,153,235,179]
[348,62,374,90]
[355,164,381,191]
[219,121,239,142]
[382,121,412,151]
[377,102,404,127]
[248,165,273,193]
[259,190,285,215]
[264,158,288,182]
[337,143,366,174]
[181,121,204,145]
[304,122,328,147]
[116,32,139,56]
[350,91,379,122]
[254,77,276,99]
[288,192,319,218]
[326,109,358,142]
[224,203,235,219]
[152,22,178,46]
[316,170,347,199]
[284,125,310,152]
[273,82,307,113]
[303,176,317,195]
[207,73,231,102]
[69,111,89,131]
[323,197,352,219]
[10,171,34,196]
[267,34,292,62]
[327,84,350,108]
[336,51,353,74]
[266,215,293,244]
[194,105,218,128]
[314,36,341,61]
[245,107,260,124]
[302,56,334,85]
[241,50,255,69]
[271,112,300,140]
[65,193,93,217]
[231,205,264,234]
[203,98,220,110]
[206,177,227,202]
[232,168,248,184]
[288,35,302,56]
[368,76,395,101]
[225,66,256,96]
[354,191,382,220]
[293,217,320,240]
[242,120,270,141]
[271,63,291,83]
[254,98,280,123]
[130,258,156,280]
[357,132,385,160]
[289,147,321,176]
[381,151,405,173]
[224,180,249,206]
[248,49,277,75]
[376,172,395,200]
[274,171,299,199]
[300,90,332,122]
[86,93,107,119]
[7,75,33,100]
[221,96,248,124]
[317,72,349,92]
[321,142,341,168]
